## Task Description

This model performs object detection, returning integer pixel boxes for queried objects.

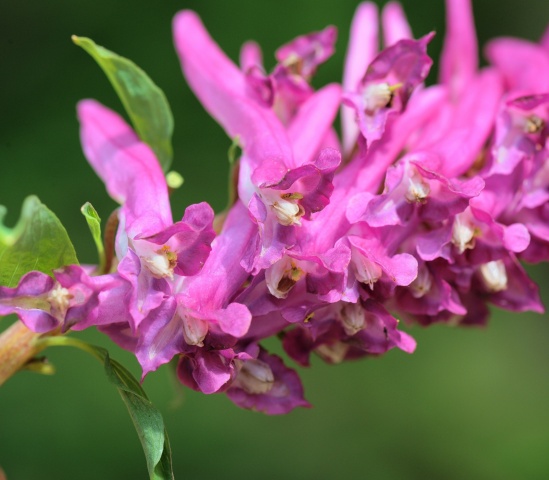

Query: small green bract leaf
[39,337,174,480]
[73,35,174,173]
[0,196,78,287]
[80,202,105,273]
[227,135,242,165]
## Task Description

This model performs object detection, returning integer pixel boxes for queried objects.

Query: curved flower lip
[469,204,531,254]
[177,348,244,395]
[275,25,337,80]
[484,93,549,178]
[138,202,216,277]
[347,153,484,228]
[282,300,416,368]
[240,41,275,108]
[342,33,434,148]
[347,235,418,287]
[252,147,341,219]
[397,261,468,319]
[226,349,311,415]
[0,271,57,333]
[481,255,544,314]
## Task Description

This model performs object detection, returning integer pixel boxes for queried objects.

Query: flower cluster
[2,0,548,414]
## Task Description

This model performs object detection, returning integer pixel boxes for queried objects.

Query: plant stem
[0,321,47,386]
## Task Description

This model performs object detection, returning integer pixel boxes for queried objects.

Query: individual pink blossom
[0,267,130,333]
[78,99,216,329]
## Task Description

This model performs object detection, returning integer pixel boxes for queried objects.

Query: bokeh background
[2,0,549,478]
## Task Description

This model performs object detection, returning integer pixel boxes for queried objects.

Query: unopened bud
[452,214,477,254]
[410,265,432,298]
[340,303,365,336]
[182,315,209,347]
[315,342,349,364]
[235,359,274,394]
[480,260,507,292]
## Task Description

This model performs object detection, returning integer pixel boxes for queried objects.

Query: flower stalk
[0,320,51,386]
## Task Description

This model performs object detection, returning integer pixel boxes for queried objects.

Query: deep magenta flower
[78,99,216,329]
[0,267,130,333]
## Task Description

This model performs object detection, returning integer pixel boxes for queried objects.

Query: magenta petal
[226,350,311,414]
[173,10,293,169]
[176,349,234,394]
[502,224,531,253]
[282,327,314,367]
[360,300,417,354]
[288,84,342,167]
[349,34,434,147]
[413,162,485,222]
[98,322,137,353]
[342,2,379,154]
[240,41,263,72]
[240,41,274,108]
[348,235,418,286]
[416,222,453,261]
[486,38,549,93]
[208,302,252,338]
[486,256,544,313]
[470,205,531,253]
[258,148,341,219]
[55,266,130,332]
[143,202,215,277]
[117,250,168,329]
[5,271,53,295]
[193,350,234,394]
[275,25,337,78]
[22,311,59,333]
[77,99,172,235]
[439,0,478,94]
[134,297,180,378]
[415,70,503,178]
[381,2,413,46]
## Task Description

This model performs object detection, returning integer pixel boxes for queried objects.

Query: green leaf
[73,35,174,173]
[38,337,174,479]
[80,202,105,273]
[0,196,78,287]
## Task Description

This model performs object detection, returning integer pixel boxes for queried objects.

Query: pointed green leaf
[38,337,174,480]
[0,196,78,287]
[80,202,105,272]
[73,35,174,172]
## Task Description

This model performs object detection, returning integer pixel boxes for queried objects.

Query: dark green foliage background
[1,1,549,478]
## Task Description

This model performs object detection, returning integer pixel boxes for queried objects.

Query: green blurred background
[2,0,549,478]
